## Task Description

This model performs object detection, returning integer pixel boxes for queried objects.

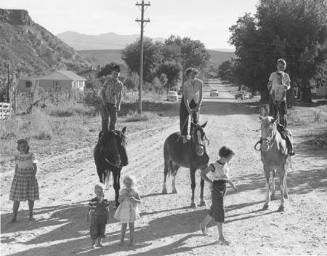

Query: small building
[17,70,86,92]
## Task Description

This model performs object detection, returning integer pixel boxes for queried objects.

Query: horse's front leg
[278,169,286,212]
[162,161,168,194]
[113,169,121,207]
[262,166,270,210]
[270,170,276,200]
[198,176,206,207]
[190,168,196,208]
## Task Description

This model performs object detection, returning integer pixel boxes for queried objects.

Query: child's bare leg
[96,237,103,247]
[91,239,96,248]
[119,223,127,245]
[28,200,34,220]
[128,222,135,246]
[200,214,212,235]
[217,222,229,245]
[10,201,20,223]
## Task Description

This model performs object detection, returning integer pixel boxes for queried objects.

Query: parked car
[235,91,251,100]
[235,91,245,100]
[210,89,219,96]
[167,91,179,102]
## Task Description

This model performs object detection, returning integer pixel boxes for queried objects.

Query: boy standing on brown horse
[267,58,294,155]
[100,64,123,133]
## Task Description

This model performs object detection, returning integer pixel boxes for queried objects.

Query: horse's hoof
[262,204,269,210]
[270,194,276,201]
[190,202,196,208]
[284,194,289,199]
[162,188,167,194]
[277,205,285,212]
[172,189,177,194]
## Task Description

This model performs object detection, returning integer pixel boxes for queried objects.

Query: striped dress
[9,152,39,201]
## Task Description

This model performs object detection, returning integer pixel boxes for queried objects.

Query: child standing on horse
[100,64,123,133]
[200,146,238,245]
[267,58,294,155]
[180,67,203,143]
[9,139,39,223]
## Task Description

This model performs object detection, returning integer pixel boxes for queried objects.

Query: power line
[135,0,150,114]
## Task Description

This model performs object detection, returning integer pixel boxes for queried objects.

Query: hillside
[0,9,90,76]
[207,49,234,66]
[57,31,164,50]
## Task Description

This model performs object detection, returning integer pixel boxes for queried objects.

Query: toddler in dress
[114,175,141,246]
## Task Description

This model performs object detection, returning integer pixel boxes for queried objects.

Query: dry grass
[47,102,96,117]
[288,104,327,126]
[124,111,158,122]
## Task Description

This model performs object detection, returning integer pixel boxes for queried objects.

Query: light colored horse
[259,116,290,212]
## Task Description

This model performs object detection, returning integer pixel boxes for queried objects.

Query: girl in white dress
[114,175,141,246]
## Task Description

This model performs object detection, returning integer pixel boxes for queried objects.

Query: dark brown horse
[94,127,128,206]
[162,122,209,207]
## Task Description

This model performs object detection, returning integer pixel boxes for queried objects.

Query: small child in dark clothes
[200,146,238,245]
[87,184,110,248]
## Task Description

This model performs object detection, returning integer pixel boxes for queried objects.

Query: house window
[25,81,32,88]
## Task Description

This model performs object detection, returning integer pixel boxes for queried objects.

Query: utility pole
[136,0,150,113]
[6,63,10,103]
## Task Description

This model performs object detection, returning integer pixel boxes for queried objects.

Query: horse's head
[259,116,277,151]
[191,121,209,157]
[113,127,128,166]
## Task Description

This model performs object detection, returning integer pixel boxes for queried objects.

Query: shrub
[47,102,96,117]
[31,109,52,140]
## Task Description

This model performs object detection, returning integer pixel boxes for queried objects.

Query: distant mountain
[57,31,165,50]
[0,9,90,76]
[207,50,235,66]
[212,48,235,52]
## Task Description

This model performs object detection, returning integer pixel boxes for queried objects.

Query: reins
[255,132,276,152]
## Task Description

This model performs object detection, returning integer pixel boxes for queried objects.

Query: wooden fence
[0,102,12,120]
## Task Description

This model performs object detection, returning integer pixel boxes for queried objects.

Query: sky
[1,0,258,50]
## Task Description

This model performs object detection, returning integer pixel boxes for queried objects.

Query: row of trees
[219,0,327,102]
[121,35,210,91]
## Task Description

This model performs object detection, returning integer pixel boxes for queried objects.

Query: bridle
[191,123,209,156]
[100,131,127,168]
[255,122,277,152]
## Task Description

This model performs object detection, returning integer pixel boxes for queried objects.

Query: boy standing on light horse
[267,58,294,156]
[180,68,203,143]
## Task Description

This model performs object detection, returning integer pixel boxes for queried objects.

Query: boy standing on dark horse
[180,68,203,143]
[100,64,123,133]
[267,58,294,155]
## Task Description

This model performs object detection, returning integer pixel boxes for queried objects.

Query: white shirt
[209,161,230,181]
[268,71,291,101]
[182,78,203,103]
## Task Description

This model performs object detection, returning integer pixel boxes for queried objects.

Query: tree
[218,60,235,82]
[97,62,120,77]
[163,35,210,76]
[122,39,161,83]
[229,0,327,102]
[156,61,182,91]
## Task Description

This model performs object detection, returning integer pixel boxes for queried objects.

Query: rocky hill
[0,9,90,76]
[57,31,165,50]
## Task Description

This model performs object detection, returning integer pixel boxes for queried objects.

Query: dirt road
[1,83,326,256]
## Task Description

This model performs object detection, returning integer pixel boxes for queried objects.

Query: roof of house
[37,70,86,81]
